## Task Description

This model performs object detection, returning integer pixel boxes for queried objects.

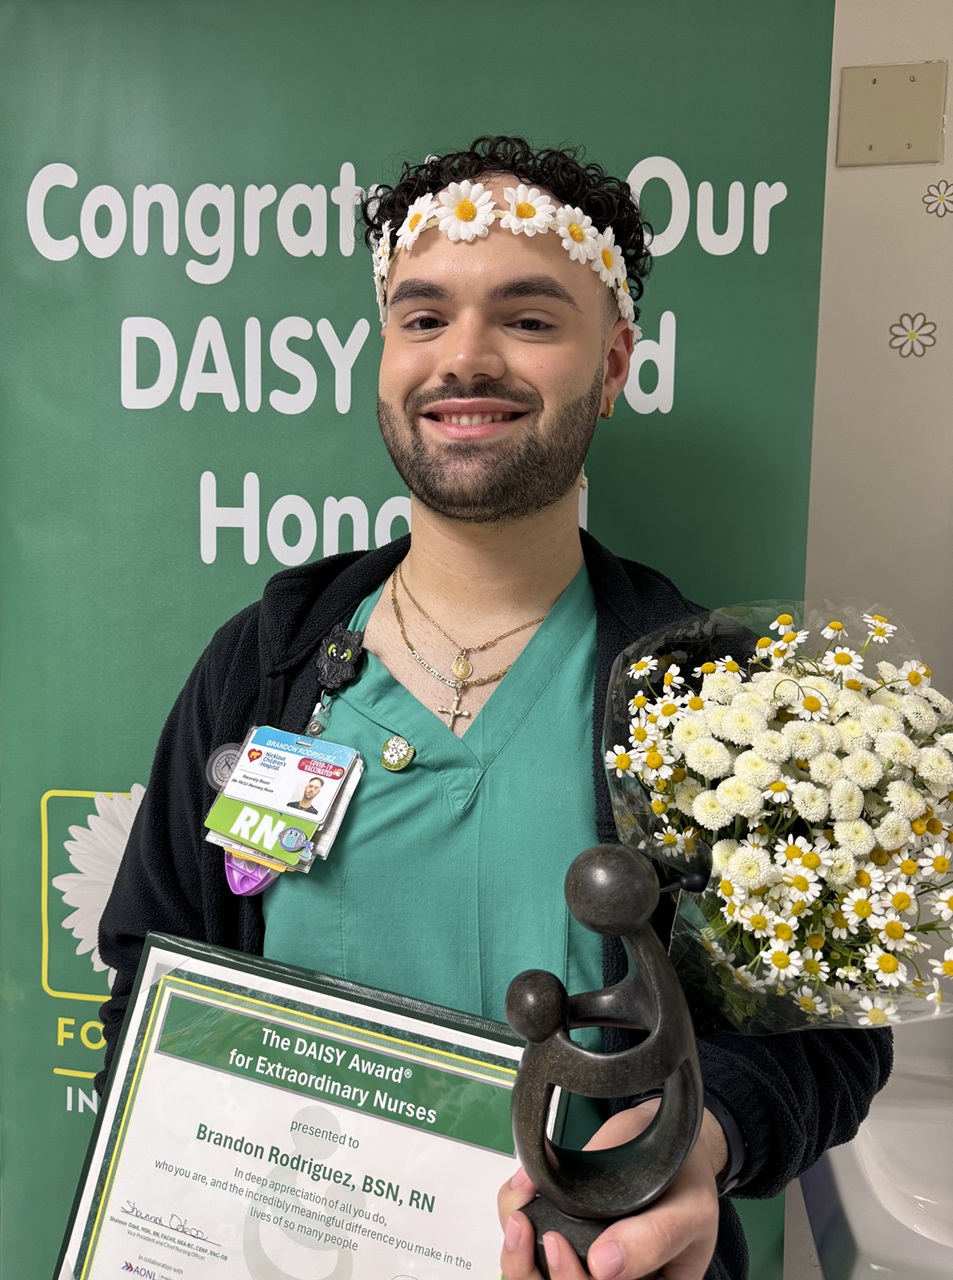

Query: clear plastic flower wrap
[604,601,953,1035]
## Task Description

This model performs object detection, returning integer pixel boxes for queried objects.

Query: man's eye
[513,318,550,332]
[404,315,442,331]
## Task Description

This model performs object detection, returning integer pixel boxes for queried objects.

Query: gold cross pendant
[437,689,471,731]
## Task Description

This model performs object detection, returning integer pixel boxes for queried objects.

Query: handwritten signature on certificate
[121,1199,221,1247]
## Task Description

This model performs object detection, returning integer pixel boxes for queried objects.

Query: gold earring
[600,398,614,420]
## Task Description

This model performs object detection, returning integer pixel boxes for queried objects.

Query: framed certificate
[57,934,523,1279]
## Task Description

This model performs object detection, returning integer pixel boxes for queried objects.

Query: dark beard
[376,369,602,525]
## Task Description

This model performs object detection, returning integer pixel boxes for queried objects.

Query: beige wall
[806,0,952,681]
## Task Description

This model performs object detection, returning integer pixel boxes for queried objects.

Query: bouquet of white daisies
[604,603,953,1034]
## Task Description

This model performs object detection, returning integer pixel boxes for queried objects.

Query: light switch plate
[837,61,947,166]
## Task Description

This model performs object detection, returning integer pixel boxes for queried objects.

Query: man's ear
[603,317,634,404]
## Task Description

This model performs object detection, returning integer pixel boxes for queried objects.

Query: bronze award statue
[505,844,704,1277]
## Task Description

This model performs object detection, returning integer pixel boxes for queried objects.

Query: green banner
[1,3,832,1274]
[157,992,515,1153]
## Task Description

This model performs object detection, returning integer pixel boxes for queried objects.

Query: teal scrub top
[262,566,602,1029]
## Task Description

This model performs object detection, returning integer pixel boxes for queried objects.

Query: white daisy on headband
[593,227,626,287]
[396,193,437,250]
[500,184,556,236]
[554,205,599,262]
[436,180,496,242]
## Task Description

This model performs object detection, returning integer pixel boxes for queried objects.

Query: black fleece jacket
[98,532,892,1279]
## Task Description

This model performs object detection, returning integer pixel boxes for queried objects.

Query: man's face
[303,778,322,800]
[377,178,631,524]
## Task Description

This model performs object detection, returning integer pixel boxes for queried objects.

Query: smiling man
[99,137,891,1280]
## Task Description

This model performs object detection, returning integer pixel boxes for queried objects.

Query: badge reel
[204,626,368,897]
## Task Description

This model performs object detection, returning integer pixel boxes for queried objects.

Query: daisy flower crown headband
[372,179,642,336]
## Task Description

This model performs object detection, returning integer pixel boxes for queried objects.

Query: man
[99,136,890,1280]
[287,776,323,811]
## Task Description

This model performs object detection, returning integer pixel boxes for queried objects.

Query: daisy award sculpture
[505,843,704,1277]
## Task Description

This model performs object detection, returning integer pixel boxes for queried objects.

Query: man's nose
[439,315,506,385]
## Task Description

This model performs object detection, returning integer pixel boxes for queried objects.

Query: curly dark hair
[359,135,652,318]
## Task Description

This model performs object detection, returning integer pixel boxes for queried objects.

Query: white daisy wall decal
[888,312,937,357]
[922,179,952,217]
[52,785,145,987]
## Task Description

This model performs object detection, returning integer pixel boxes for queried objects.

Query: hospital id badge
[204,726,363,873]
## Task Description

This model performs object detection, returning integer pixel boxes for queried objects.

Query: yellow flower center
[877,953,899,974]
[795,758,809,771]
[671,767,686,782]
[884,921,905,940]
[791,899,807,916]
[927,818,944,835]
[802,852,822,870]
[632,725,649,742]
[907,671,922,686]
[661,832,678,845]
[871,848,890,866]
[933,855,951,874]
[631,694,648,709]
[782,843,800,861]
[782,632,798,644]
[750,913,768,930]
[615,753,632,771]
[891,891,912,911]
[771,951,791,969]
[791,875,810,893]
[645,749,663,770]
[855,869,872,887]
[720,879,735,897]
[756,637,772,650]
[408,212,423,232]
[724,660,740,673]
[803,958,821,976]
[900,858,918,875]
[798,995,817,1012]
[807,933,825,949]
[775,922,794,942]
[776,614,794,627]
[769,781,789,793]
[515,201,536,219]
[651,798,668,815]
[568,221,585,242]
[802,696,822,713]
[942,959,953,977]
[834,651,853,666]
[663,672,676,687]
[865,1007,889,1025]
[832,910,849,929]
[827,621,844,632]
[455,198,477,222]
[661,701,678,717]
[845,679,862,691]
[912,818,927,836]
[699,662,717,674]
[871,614,887,623]
[852,899,873,918]
[688,696,704,711]
[601,247,614,270]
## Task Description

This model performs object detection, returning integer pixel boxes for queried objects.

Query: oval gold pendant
[381,735,415,772]
[451,656,473,680]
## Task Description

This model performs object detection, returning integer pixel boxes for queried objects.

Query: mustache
[406,383,543,413]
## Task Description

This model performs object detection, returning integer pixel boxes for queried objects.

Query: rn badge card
[205,729,360,865]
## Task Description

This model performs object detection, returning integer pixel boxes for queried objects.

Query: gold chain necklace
[397,563,546,680]
[390,568,547,729]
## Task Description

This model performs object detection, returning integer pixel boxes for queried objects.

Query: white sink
[801,1014,953,1278]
